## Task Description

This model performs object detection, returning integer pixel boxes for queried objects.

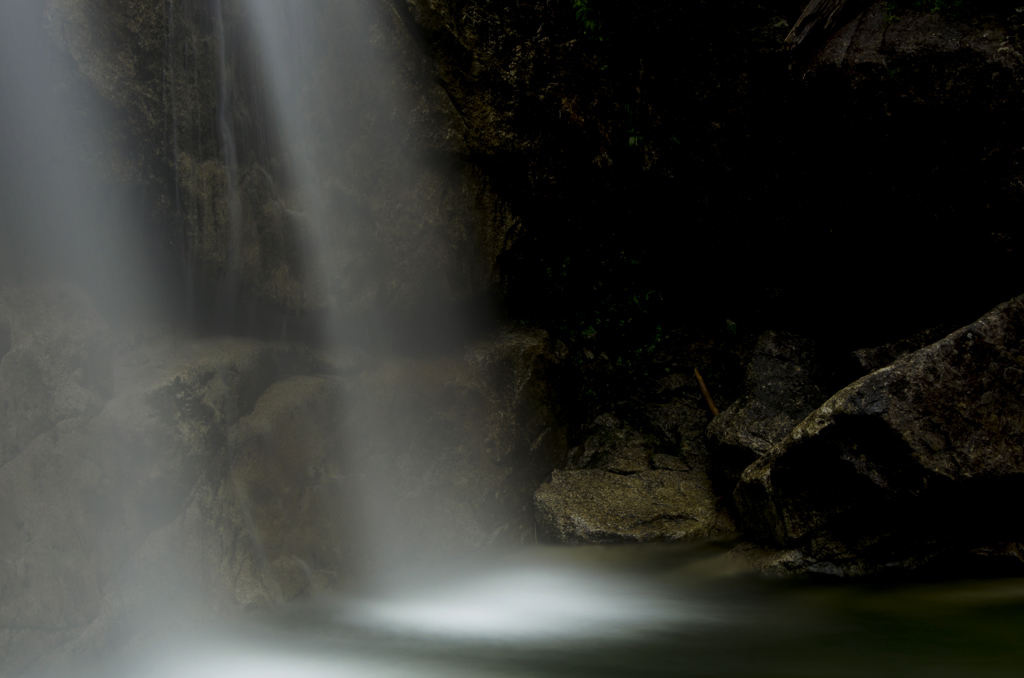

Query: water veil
[232,0,481,576]
[0,0,170,318]
[228,0,677,620]
[4,2,1024,677]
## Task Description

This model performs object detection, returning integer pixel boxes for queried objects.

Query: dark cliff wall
[400,0,1024,359]
[2,0,1021,356]
[2,0,518,344]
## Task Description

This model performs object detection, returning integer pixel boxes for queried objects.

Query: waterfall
[0,0,160,320]
[4,2,1024,677]
[229,0,486,579]
[213,0,244,329]
[242,0,343,329]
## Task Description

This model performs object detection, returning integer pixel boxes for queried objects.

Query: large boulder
[534,407,734,545]
[535,469,735,545]
[733,293,1024,576]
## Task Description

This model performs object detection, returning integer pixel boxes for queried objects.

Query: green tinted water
[61,544,1024,678]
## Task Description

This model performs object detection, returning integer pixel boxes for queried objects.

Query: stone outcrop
[733,293,1024,576]
[0,285,113,468]
[535,469,735,545]
[808,0,1023,85]
[535,409,734,546]
[707,331,829,492]
[0,285,567,676]
[0,322,342,676]
[7,0,1021,352]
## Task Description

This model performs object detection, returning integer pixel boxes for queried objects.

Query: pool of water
[57,544,1024,678]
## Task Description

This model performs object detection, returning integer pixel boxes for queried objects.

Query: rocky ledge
[730,293,1024,577]
[534,408,736,545]
[0,284,566,676]
[535,290,1024,582]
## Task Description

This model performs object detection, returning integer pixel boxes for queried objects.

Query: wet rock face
[707,331,829,493]
[0,285,113,467]
[26,0,510,330]
[0,323,346,677]
[0,285,566,675]
[733,294,1024,576]
[399,0,612,172]
[19,0,1023,348]
[810,0,1023,85]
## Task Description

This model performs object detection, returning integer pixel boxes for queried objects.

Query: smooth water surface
[58,545,1024,678]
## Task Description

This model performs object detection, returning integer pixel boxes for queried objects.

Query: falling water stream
[3,1,1024,676]
[212,0,244,327]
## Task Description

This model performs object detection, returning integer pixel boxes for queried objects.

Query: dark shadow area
[489,0,1023,400]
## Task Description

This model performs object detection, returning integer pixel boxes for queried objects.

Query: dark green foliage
[570,0,601,37]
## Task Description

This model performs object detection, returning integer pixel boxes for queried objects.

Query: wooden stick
[694,368,719,417]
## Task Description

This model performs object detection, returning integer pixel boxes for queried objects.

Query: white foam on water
[342,564,703,642]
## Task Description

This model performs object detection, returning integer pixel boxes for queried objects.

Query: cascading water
[242,0,337,314]
[0,1,165,319]
[212,0,244,329]
[3,2,1024,677]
